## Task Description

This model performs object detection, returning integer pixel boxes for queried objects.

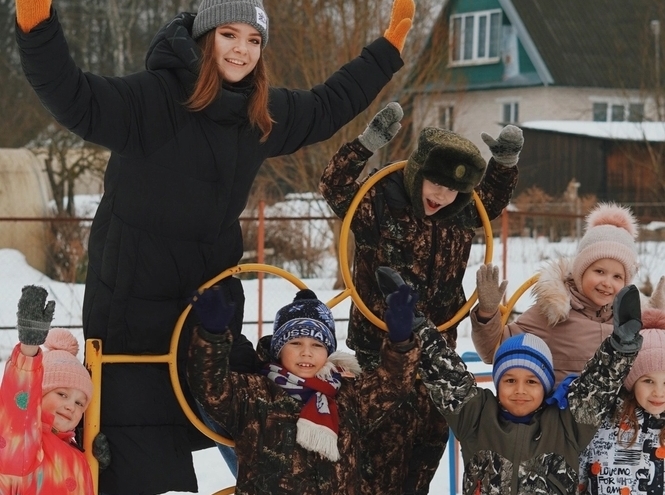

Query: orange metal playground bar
[83,160,538,495]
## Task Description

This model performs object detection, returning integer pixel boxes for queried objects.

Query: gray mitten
[358,102,404,153]
[610,285,643,354]
[93,432,112,470]
[480,124,524,167]
[476,264,507,315]
[16,285,55,346]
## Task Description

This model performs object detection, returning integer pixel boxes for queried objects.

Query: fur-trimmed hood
[532,258,575,326]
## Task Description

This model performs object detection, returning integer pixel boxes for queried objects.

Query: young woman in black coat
[15,0,415,492]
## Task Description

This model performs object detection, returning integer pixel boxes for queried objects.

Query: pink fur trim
[642,307,665,330]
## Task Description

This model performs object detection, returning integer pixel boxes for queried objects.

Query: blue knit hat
[492,334,555,394]
[270,289,336,361]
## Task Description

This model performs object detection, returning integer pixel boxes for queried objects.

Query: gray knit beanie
[192,0,269,48]
[572,202,639,290]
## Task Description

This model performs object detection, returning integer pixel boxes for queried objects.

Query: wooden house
[403,0,665,174]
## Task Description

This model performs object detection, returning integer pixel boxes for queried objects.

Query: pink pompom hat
[42,328,93,405]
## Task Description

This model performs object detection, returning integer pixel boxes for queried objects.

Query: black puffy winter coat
[17,10,402,494]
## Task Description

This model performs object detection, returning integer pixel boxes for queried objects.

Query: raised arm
[319,102,403,218]
[567,285,642,426]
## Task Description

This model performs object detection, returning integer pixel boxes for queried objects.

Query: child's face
[421,179,458,216]
[633,371,665,416]
[279,337,328,378]
[580,258,626,307]
[213,23,261,83]
[42,387,88,432]
[497,368,545,417]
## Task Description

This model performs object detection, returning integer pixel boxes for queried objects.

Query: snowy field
[1,236,664,494]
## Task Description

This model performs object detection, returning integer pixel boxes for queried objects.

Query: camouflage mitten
[358,102,403,153]
[481,124,524,167]
[16,285,55,346]
[610,285,643,354]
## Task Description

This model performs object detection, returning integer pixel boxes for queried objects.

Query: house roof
[408,0,664,92]
[521,121,665,142]
[507,0,662,89]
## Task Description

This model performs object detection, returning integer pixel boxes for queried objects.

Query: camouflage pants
[357,350,449,495]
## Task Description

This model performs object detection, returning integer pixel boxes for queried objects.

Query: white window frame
[438,105,455,130]
[449,9,502,66]
[496,97,520,124]
[591,98,645,122]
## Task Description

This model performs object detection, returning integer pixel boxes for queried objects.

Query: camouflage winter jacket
[416,323,637,495]
[319,139,518,356]
[187,327,420,495]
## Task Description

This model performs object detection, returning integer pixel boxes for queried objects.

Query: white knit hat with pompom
[42,328,93,404]
[572,202,639,290]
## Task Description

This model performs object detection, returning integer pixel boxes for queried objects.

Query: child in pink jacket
[0,285,95,494]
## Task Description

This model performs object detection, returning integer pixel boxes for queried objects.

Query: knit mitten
[375,266,425,331]
[358,102,403,153]
[16,285,55,346]
[610,285,643,354]
[16,0,52,33]
[385,284,419,343]
[383,0,415,53]
[476,264,507,315]
[480,124,524,167]
[190,286,236,334]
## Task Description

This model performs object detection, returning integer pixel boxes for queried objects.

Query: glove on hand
[383,0,415,53]
[358,102,403,153]
[610,284,643,354]
[16,285,55,346]
[481,124,524,167]
[385,284,419,343]
[190,287,236,334]
[93,432,112,471]
[476,264,507,315]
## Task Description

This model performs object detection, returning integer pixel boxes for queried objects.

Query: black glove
[385,284,419,343]
[93,432,111,470]
[190,287,236,334]
[610,284,643,354]
[16,285,55,346]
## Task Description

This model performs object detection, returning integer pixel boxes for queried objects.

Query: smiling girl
[579,307,665,495]
[0,286,94,495]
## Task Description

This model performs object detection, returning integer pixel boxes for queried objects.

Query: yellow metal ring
[169,263,309,446]
[338,160,493,332]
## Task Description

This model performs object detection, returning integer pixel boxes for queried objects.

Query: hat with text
[270,289,336,360]
[193,0,269,47]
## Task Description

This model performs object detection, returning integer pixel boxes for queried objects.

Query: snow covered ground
[1,236,664,494]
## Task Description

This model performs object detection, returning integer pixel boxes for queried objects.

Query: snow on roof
[520,121,665,142]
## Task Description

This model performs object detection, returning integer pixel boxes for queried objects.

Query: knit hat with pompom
[42,328,93,406]
[270,289,336,361]
[624,307,665,391]
[572,202,639,291]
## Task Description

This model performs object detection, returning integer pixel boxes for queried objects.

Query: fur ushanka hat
[403,127,487,220]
